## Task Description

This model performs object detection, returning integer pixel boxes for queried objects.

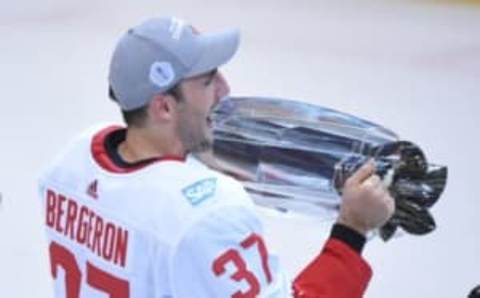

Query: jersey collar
[91,125,185,173]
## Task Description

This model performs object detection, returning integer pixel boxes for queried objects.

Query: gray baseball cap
[108,16,240,111]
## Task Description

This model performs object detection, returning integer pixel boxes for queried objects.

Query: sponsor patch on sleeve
[182,178,217,206]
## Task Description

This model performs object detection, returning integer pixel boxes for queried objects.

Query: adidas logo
[87,179,98,199]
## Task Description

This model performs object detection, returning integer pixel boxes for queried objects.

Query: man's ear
[148,93,177,122]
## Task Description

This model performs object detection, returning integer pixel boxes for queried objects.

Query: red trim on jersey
[293,238,372,298]
[91,125,185,173]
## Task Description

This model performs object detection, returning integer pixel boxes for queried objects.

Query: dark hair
[108,84,185,127]
[166,83,185,103]
[109,86,149,127]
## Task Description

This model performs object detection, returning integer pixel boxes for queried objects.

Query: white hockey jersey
[39,125,291,298]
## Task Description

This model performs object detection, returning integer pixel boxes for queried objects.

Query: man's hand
[337,160,395,236]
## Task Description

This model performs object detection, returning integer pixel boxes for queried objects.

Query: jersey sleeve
[292,227,373,298]
[168,205,292,298]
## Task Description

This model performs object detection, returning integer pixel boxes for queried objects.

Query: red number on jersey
[87,262,129,298]
[212,233,272,298]
[240,233,272,283]
[49,241,129,297]
[50,242,81,298]
[213,249,261,298]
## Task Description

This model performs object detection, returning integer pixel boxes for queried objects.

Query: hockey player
[39,16,394,297]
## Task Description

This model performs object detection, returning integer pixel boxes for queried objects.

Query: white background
[0,0,479,297]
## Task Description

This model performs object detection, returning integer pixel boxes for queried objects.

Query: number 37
[212,233,272,298]
[49,241,129,298]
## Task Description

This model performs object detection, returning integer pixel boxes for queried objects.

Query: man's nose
[215,72,230,101]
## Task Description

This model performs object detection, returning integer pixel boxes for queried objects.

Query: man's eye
[204,70,218,86]
[204,78,214,86]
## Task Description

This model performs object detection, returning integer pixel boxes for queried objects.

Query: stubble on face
[175,101,213,154]
[172,71,222,154]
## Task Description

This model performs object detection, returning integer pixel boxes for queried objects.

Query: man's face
[174,70,230,153]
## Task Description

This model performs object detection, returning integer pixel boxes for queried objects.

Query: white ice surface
[0,1,479,297]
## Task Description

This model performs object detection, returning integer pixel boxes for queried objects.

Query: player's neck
[119,126,185,163]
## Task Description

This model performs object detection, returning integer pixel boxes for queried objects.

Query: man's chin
[189,137,213,154]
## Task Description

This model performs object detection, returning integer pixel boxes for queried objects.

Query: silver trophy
[198,96,448,241]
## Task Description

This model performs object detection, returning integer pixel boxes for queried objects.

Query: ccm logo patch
[182,178,217,206]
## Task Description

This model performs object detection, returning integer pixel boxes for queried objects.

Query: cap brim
[185,28,240,78]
